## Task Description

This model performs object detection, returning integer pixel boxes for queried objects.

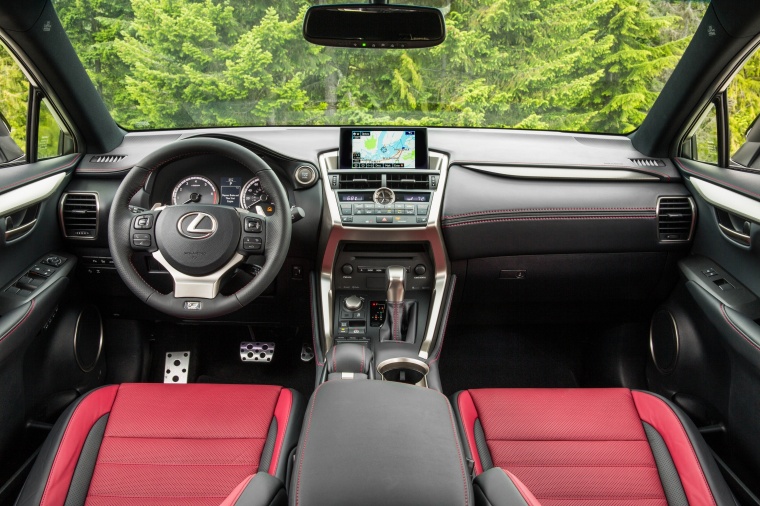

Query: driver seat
[15,383,304,506]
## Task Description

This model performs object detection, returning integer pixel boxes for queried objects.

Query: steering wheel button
[244,217,263,233]
[134,215,154,230]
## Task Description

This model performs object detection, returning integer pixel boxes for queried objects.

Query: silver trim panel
[318,150,450,360]
[152,250,245,298]
[691,177,760,223]
[463,164,660,181]
[0,172,66,216]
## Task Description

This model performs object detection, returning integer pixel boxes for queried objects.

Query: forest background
[2,0,758,156]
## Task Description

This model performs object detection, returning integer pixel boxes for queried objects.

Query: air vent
[90,155,126,163]
[386,173,430,190]
[61,193,99,239]
[657,196,695,242]
[631,158,665,167]
[338,173,383,189]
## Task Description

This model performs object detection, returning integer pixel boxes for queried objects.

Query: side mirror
[303,4,446,49]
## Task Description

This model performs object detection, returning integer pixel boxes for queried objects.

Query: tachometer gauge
[172,176,219,205]
[240,177,275,216]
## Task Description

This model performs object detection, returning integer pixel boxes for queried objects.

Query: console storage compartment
[291,380,472,506]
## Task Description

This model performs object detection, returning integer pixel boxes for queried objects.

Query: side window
[0,39,73,165]
[37,99,64,160]
[0,42,29,163]
[683,102,719,165]
[728,49,760,168]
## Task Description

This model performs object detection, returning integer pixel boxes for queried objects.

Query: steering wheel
[108,137,291,319]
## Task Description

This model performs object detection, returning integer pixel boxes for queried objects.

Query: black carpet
[149,323,316,398]
[437,324,586,395]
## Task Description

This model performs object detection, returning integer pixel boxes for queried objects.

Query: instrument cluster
[169,175,276,216]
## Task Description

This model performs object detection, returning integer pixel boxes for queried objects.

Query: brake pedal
[164,351,190,383]
[240,342,274,363]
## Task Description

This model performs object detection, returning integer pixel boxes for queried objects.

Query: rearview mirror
[303,4,446,49]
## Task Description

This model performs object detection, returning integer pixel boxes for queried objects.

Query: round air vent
[74,305,103,372]
[294,165,317,186]
[650,309,679,374]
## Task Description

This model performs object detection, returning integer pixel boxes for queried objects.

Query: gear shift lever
[386,265,406,303]
[381,266,417,342]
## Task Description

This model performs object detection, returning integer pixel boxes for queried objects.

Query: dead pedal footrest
[164,351,190,383]
[240,342,274,363]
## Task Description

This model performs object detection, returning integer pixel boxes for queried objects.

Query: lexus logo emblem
[177,212,218,240]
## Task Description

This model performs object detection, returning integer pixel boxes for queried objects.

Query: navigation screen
[351,130,416,169]
[339,127,428,170]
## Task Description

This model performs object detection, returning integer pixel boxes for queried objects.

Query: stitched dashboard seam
[0,154,81,194]
[444,207,656,220]
[443,215,655,228]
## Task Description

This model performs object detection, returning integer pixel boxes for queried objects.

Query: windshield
[55,0,708,133]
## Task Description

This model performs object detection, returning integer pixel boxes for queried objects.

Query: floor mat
[437,324,585,395]
[149,324,316,398]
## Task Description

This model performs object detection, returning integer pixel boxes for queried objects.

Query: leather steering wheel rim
[108,137,292,319]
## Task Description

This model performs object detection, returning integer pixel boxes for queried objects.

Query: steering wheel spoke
[152,250,244,299]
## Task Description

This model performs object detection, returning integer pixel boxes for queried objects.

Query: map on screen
[351,130,416,168]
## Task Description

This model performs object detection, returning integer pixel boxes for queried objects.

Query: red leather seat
[16,384,304,506]
[453,388,736,506]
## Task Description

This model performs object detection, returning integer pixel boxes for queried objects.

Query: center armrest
[291,380,472,506]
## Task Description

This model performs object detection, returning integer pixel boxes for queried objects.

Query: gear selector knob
[386,265,406,303]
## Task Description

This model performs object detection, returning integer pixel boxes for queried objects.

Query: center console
[316,127,452,387]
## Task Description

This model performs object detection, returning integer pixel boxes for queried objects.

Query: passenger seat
[452,388,736,506]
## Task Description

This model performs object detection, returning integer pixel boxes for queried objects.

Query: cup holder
[377,357,429,387]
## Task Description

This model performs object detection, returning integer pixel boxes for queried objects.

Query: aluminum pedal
[301,344,314,362]
[240,342,274,363]
[164,351,190,383]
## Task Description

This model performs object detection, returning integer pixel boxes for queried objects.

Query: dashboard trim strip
[462,164,660,181]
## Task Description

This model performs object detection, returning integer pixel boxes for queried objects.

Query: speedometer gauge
[240,177,275,216]
[172,176,219,205]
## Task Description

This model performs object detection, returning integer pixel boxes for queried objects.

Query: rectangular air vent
[657,196,695,242]
[338,173,383,189]
[386,173,430,190]
[60,193,99,239]
[631,158,666,167]
[90,155,126,163]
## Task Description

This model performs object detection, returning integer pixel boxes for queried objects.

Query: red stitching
[443,215,655,228]
[675,157,760,200]
[295,383,325,506]
[0,299,35,344]
[444,207,655,220]
[0,154,81,194]
[430,277,456,364]
[720,304,760,353]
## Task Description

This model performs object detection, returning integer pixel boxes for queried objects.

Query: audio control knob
[414,264,427,276]
[342,264,353,275]
[344,295,364,311]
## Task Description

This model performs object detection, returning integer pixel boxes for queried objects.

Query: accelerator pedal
[240,342,274,363]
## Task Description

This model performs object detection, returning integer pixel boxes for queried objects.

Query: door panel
[0,156,81,502]
[648,157,760,501]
